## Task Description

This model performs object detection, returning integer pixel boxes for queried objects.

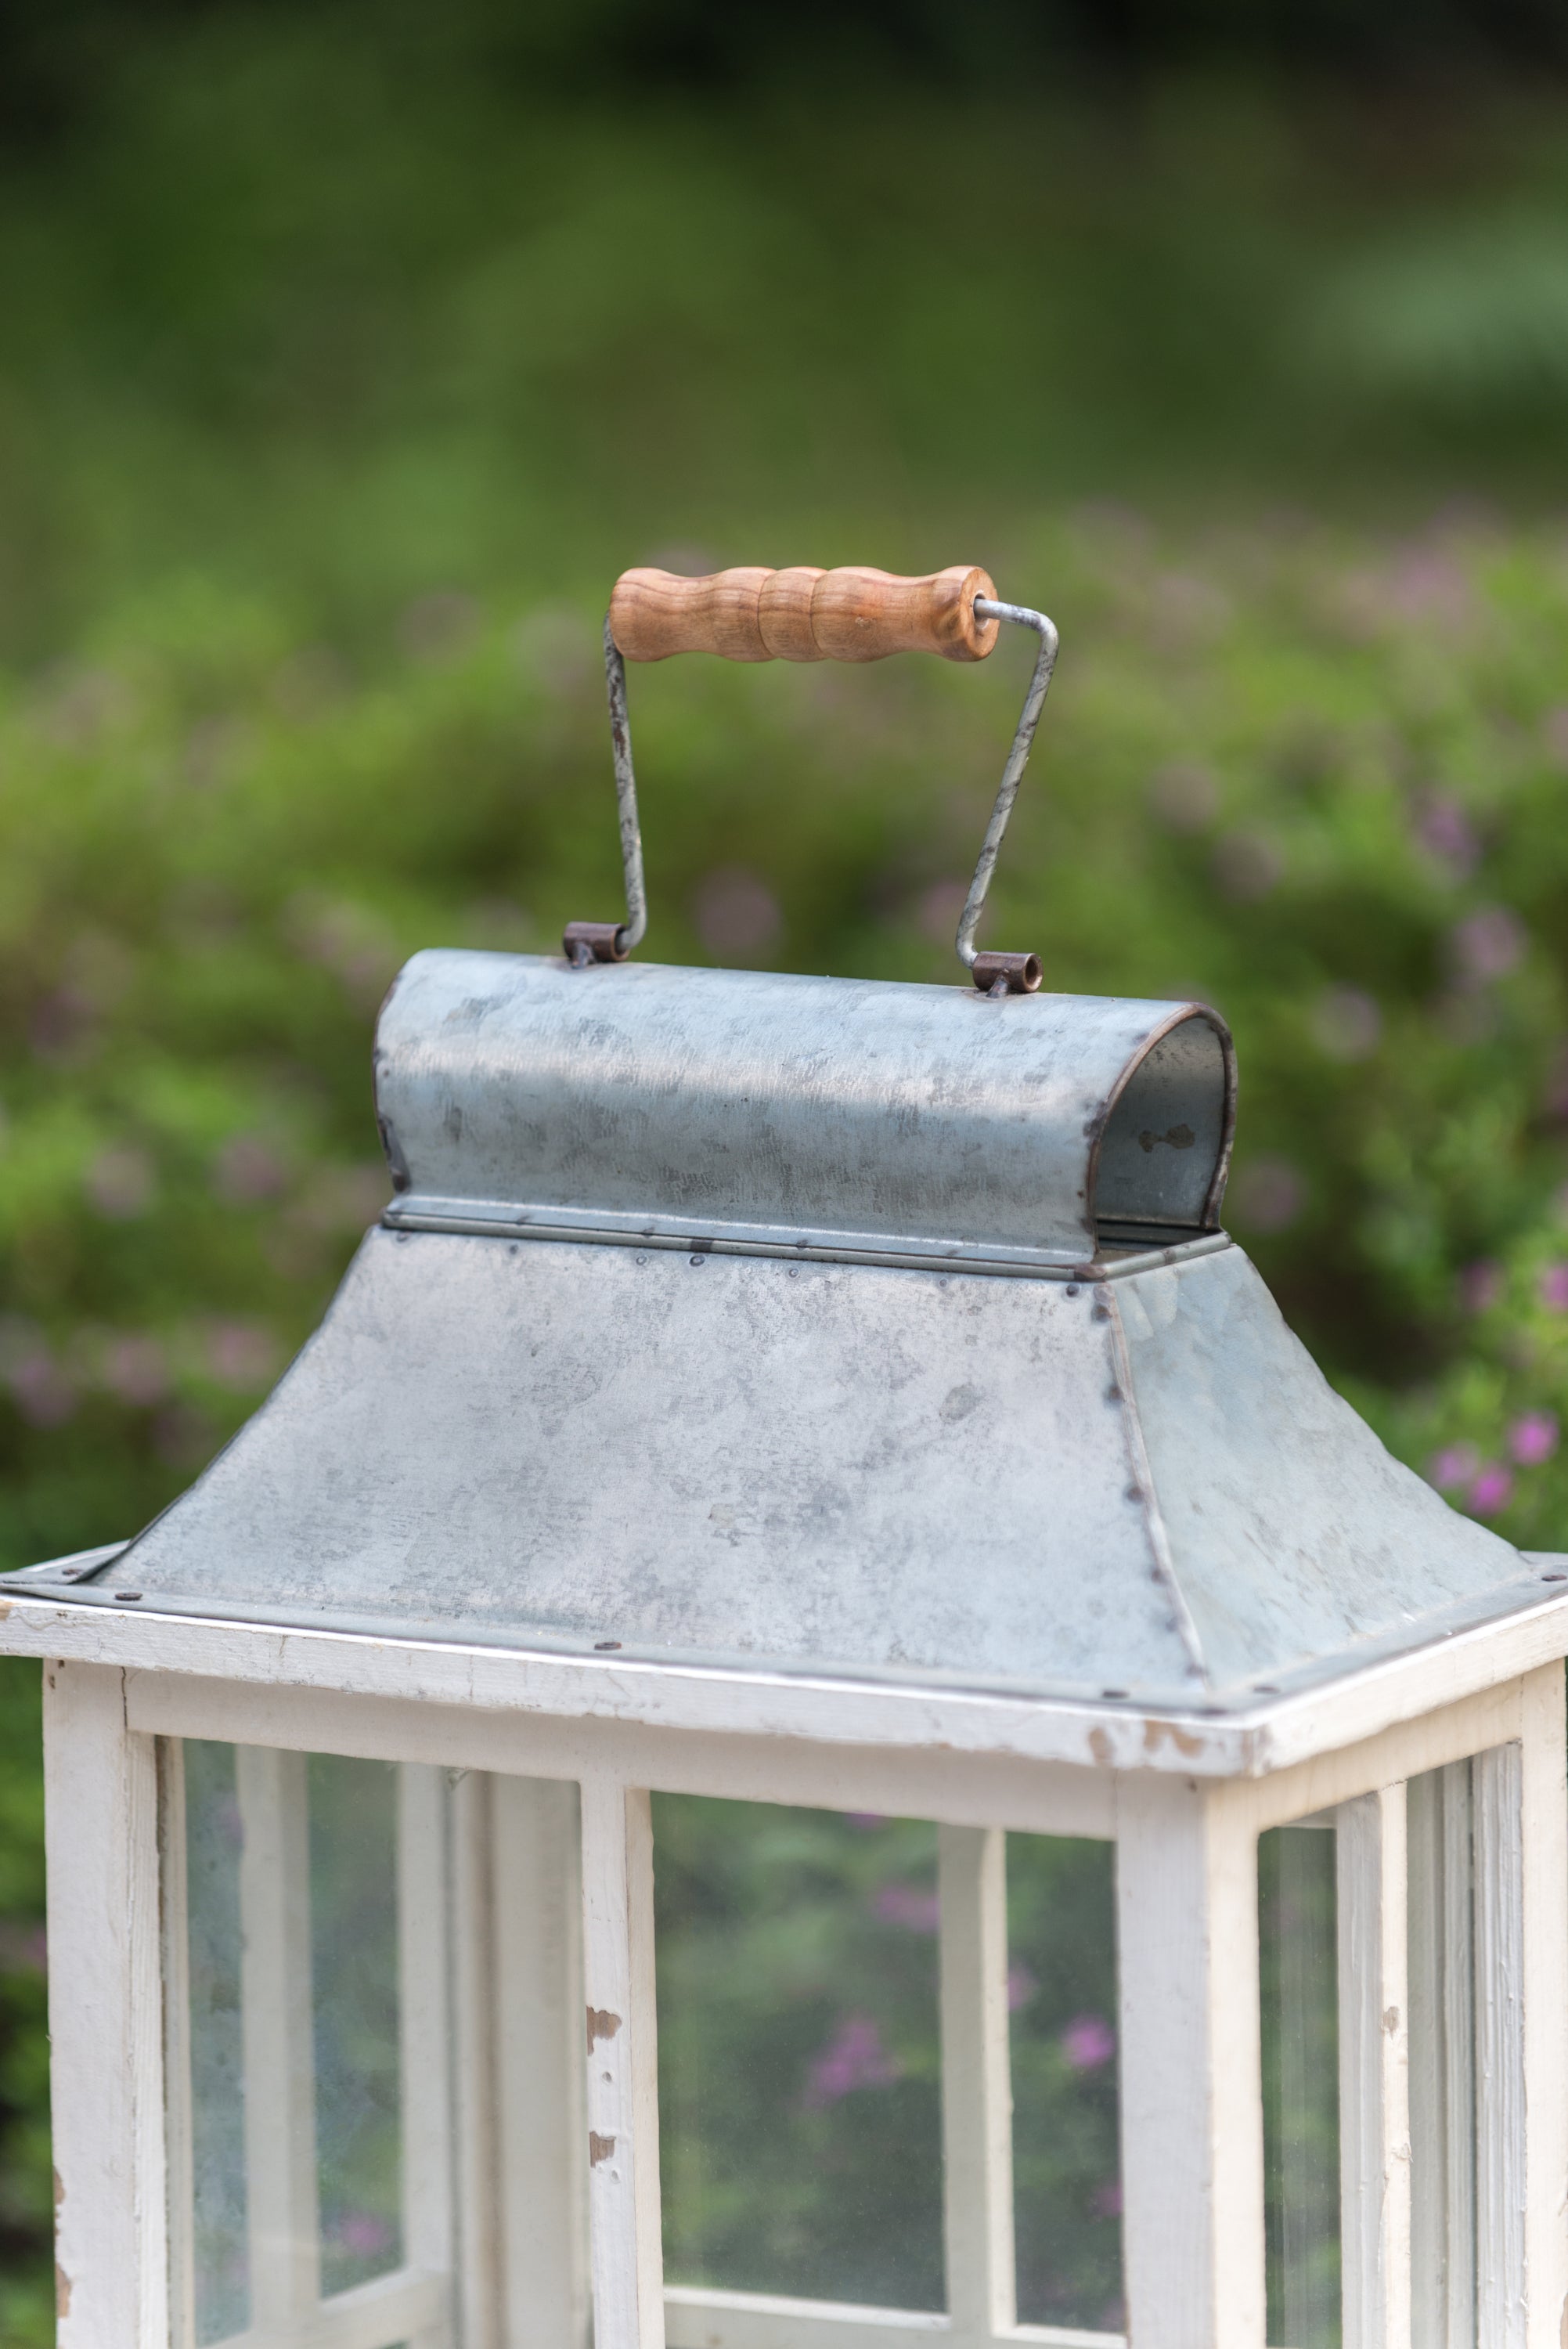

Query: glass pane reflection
[1007,1834,1122,2334]
[185,1739,250,2345]
[1260,1820,1340,2349]
[309,1755,403,2296]
[177,1742,409,2336]
[654,1795,944,2309]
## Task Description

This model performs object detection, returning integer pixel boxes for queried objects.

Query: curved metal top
[373,951,1235,1272]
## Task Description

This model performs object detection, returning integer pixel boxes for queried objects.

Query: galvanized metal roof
[13,951,1555,1707]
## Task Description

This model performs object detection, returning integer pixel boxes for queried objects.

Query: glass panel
[184,1740,251,2345]
[309,1755,403,2295]
[1260,1820,1340,2349]
[174,1743,424,2340]
[1007,1833,1122,2334]
[654,1795,944,2308]
[1407,1762,1476,2349]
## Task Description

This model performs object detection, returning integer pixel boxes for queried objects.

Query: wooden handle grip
[609,564,1000,664]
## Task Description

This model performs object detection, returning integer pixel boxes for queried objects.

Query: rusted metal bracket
[564,597,1058,992]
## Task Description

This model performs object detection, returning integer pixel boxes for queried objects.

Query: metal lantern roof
[16,947,1554,1712]
[7,561,1561,1713]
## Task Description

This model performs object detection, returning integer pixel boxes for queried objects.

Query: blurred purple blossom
[1093,2179,1123,2220]
[1231,1155,1306,1234]
[1413,793,1480,879]
[914,879,969,944]
[1469,1465,1514,1516]
[101,1333,169,1408]
[1212,831,1284,903]
[1148,761,1220,832]
[692,868,782,960]
[0,1923,47,1976]
[1460,1261,1502,1314]
[2,1333,77,1428]
[85,1142,155,1220]
[845,1813,888,1831]
[1061,2014,1116,2072]
[1449,905,1527,989]
[803,2014,902,2108]
[873,1881,941,1932]
[333,2211,395,2258]
[1510,1413,1559,1467]
[1007,1961,1038,2012]
[1429,1443,1480,1492]
[1543,706,1568,767]
[1310,985,1382,1063]
[202,1318,280,1390]
[214,1132,289,1204]
[1541,1263,1568,1312]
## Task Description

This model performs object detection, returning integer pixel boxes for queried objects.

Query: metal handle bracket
[564,597,1058,990]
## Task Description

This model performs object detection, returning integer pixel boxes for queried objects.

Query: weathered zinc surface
[20,944,1550,1710]
[371,950,1235,1266]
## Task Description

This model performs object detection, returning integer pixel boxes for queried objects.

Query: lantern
[5,561,1566,2349]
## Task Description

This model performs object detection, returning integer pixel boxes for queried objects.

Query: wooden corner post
[1116,1773,1265,2349]
[44,1659,168,2349]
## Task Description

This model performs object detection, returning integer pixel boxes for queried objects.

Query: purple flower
[845,1812,887,1831]
[873,1882,941,1933]
[1310,985,1382,1063]
[1510,1413,1559,1467]
[1414,793,1480,879]
[1061,2013,1116,2072]
[1450,906,1527,989]
[1428,1442,1479,1492]
[1231,1155,1306,1235]
[333,2212,394,2258]
[802,2014,903,2108]
[1093,2178,1123,2220]
[1541,1262,1568,1312]
[1469,1465,1514,1516]
[1007,1961,1038,2012]
[1460,1261,1502,1314]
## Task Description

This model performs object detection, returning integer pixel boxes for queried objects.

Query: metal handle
[564,586,1058,994]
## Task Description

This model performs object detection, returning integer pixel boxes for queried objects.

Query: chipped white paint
[6,1577,1568,1782]
[582,1780,665,2349]
[44,1660,168,2349]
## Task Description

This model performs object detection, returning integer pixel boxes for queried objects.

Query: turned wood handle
[609,564,1000,664]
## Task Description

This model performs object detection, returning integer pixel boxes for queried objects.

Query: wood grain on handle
[610,564,1000,664]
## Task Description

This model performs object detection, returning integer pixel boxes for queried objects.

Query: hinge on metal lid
[563,920,628,967]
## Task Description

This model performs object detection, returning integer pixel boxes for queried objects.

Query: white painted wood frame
[1474,1744,1527,2349]
[49,1656,1568,2349]
[1336,1784,1411,2349]
[45,1658,169,2349]
[582,1778,665,2349]
[1517,1668,1568,2349]
[492,1772,592,2349]
[1115,1774,1264,2349]
[939,1824,1017,2342]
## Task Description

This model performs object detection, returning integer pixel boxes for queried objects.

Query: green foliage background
[3,5,1568,2333]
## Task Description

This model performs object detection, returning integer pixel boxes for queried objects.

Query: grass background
[3,2,1568,2333]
